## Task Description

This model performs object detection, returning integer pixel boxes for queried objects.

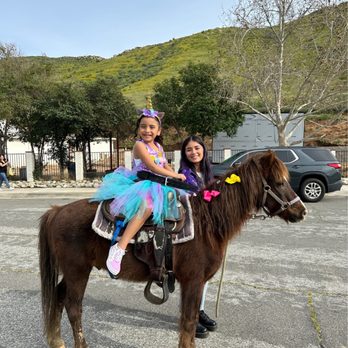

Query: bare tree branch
[220,0,347,145]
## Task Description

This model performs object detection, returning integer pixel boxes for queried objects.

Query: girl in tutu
[92,98,186,276]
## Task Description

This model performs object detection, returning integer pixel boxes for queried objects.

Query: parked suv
[212,147,342,202]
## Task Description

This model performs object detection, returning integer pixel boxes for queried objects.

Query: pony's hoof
[48,338,65,348]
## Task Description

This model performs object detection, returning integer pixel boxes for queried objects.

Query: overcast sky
[1,0,235,58]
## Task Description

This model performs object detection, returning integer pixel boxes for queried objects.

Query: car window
[219,151,247,166]
[302,148,337,161]
[232,154,248,164]
[234,151,266,164]
[237,149,298,164]
[274,150,297,163]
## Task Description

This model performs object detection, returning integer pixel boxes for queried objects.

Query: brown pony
[39,151,307,348]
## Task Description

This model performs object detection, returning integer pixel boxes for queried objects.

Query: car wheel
[300,178,325,202]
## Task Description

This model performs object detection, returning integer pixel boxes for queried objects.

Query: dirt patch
[304,119,348,146]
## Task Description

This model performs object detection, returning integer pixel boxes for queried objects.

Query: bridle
[251,159,302,219]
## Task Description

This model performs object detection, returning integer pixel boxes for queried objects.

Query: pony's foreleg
[64,268,91,348]
[47,280,66,348]
[178,280,204,348]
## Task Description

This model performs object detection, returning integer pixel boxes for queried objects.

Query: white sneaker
[106,243,125,276]
[8,187,14,191]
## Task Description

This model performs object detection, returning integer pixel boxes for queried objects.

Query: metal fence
[85,152,125,178]
[8,153,75,180]
[7,153,26,180]
[41,153,65,180]
[208,149,243,164]
[330,147,348,177]
[6,147,348,180]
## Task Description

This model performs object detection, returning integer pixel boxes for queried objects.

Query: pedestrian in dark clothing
[0,154,14,190]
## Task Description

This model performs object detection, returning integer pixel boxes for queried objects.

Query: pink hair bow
[203,190,220,202]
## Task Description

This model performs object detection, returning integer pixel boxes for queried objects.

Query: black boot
[195,322,209,339]
[199,310,217,331]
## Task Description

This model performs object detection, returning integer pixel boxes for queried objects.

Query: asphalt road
[0,189,347,348]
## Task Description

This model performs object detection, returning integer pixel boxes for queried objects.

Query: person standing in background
[179,135,217,339]
[0,154,14,190]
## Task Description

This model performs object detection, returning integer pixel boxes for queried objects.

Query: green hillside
[23,29,222,106]
[21,3,346,107]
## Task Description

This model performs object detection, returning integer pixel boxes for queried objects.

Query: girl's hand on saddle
[175,173,186,181]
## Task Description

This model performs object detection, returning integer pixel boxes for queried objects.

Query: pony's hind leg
[64,267,92,348]
[47,280,67,348]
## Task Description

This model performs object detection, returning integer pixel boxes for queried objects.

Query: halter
[251,159,302,219]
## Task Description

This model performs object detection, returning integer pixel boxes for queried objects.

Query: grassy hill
[23,29,222,106]
[21,3,346,107]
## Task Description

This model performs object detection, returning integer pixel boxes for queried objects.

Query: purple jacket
[179,166,204,193]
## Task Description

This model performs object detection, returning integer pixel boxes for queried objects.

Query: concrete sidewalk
[0,186,96,199]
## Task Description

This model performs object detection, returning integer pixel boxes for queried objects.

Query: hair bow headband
[225,174,241,185]
[203,190,220,202]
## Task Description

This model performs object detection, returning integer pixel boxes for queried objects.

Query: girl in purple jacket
[179,135,217,339]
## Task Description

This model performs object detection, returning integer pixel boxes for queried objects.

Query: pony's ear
[157,112,165,120]
[259,150,277,169]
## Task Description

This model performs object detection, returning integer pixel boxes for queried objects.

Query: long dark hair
[134,115,163,145]
[180,135,213,186]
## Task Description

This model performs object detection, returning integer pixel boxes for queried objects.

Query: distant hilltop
[21,3,346,107]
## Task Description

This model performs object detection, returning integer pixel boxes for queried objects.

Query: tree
[85,76,136,169]
[152,77,185,137]
[38,82,91,178]
[7,57,54,177]
[220,0,347,145]
[0,43,23,154]
[153,63,244,139]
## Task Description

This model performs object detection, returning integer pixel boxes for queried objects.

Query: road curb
[0,188,96,199]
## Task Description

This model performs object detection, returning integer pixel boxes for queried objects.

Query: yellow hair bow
[225,174,241,185]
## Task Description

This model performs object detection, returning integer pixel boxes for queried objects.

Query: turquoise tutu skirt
[90,167,179,225]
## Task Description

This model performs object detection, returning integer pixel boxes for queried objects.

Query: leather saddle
[101,193,186,304]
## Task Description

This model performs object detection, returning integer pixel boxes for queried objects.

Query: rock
[10,179,102,188]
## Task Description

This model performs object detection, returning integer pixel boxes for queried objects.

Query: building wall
[7,138,112,154]
[213,114,304,151]
[7,140,32,153]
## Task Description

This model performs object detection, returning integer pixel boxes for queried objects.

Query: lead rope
[215,243,229,317]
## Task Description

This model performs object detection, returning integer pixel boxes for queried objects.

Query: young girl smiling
[92,99,185,276]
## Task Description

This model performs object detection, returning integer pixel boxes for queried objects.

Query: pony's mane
[190,151,289,247]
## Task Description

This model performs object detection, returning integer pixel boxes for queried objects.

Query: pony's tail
[38,207,60,338]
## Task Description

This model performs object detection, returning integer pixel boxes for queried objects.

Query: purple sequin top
[132,140,167,172]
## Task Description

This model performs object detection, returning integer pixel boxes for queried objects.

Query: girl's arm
[133,142,186,180]
[164,163,187,180]
[164,163,174,172]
